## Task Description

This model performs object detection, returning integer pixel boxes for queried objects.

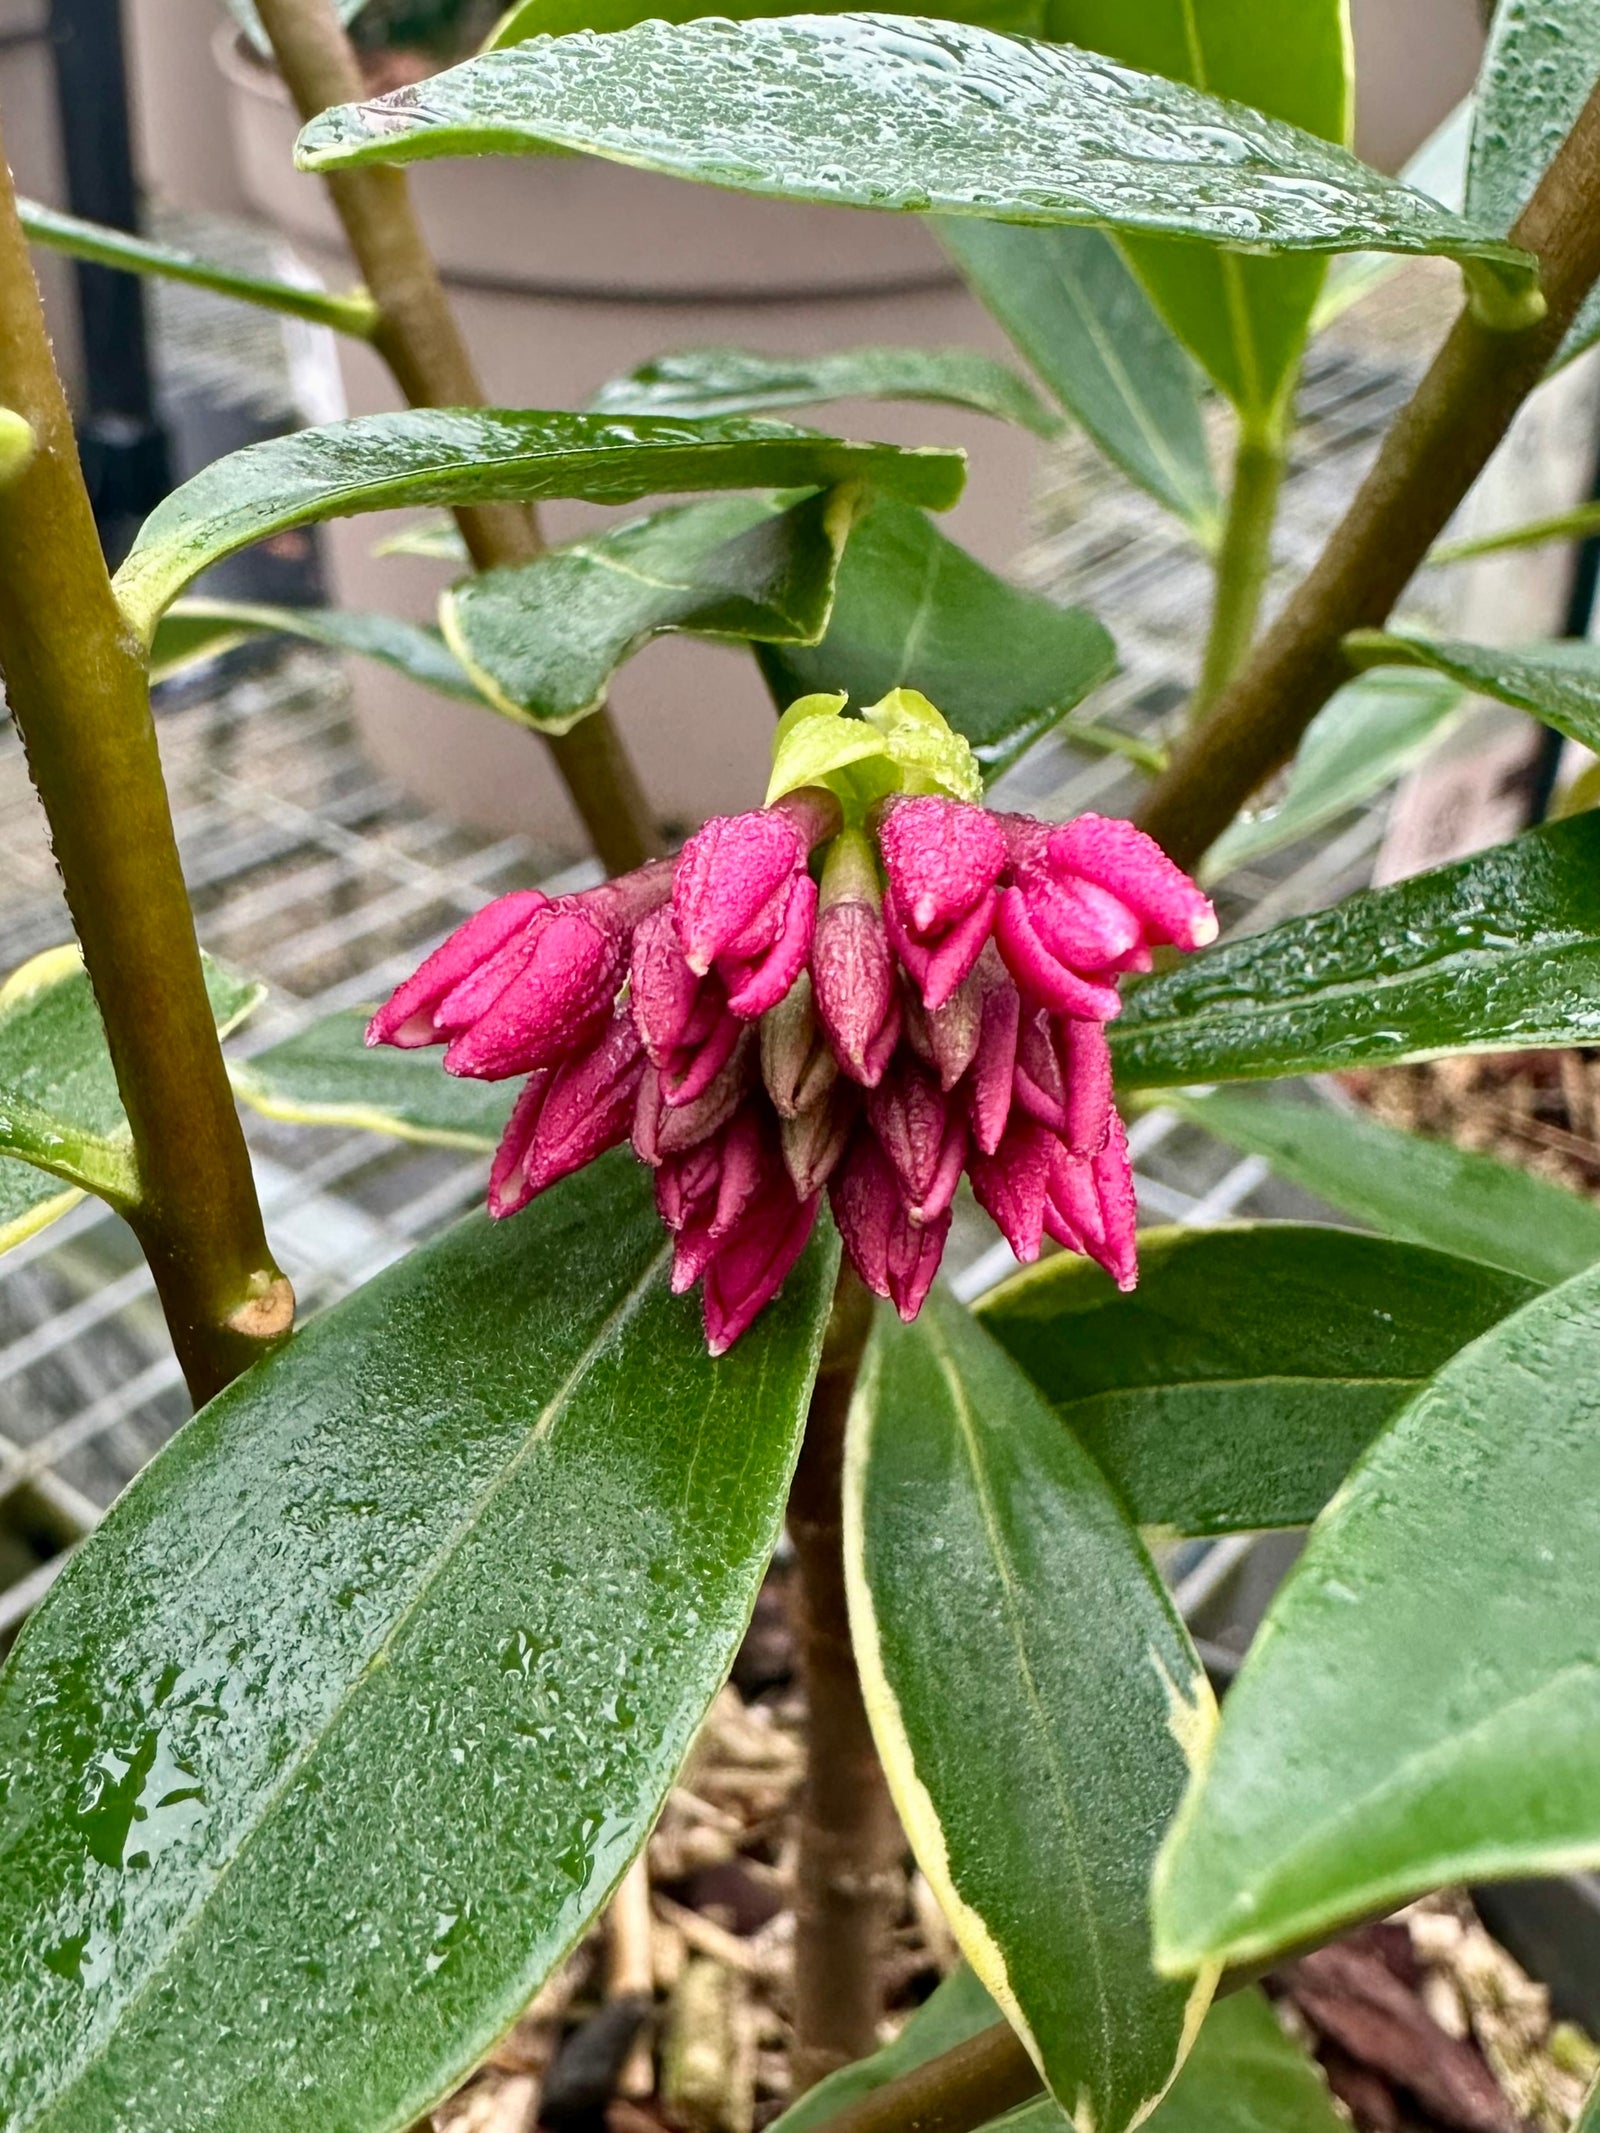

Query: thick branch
[252,0,661,875]
[1140,75,1600,869]
[0,134,291,1404]
[788,1266,904,2093]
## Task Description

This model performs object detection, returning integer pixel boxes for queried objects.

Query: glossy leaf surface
[113,410,965,640]
[1169,1085,1600,1288]
[0,1163,82,1260]
[846,1291,1212,2132]
[591,345,1058,435]
[1348,629,1600,754]
[0,947,260,1209]
[1042,0,1350,416]
[231,1011,517,1149]
[1111,815,1600,1087]
[979,1225,1535,1537]
[1469,0,1600,365]
[294,17,1534,307]
[1201,669,1463,881]
[17,198,378,339]
[758,498,1120,777]
[443,491,853,732]
[936,219,1218,538]
[490,0,1043,43]
[771,1966,1005,2133]
[0,1155,836,2132]
[154,598,483,702]
[1153,1258,1600,1976]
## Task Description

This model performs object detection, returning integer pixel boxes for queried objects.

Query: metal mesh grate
[0,243,1456,1627]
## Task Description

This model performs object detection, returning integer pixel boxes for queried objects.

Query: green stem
[251,0,663,877]
[1139,73,1600,871]
[0,132,291,1406]
[1190,418,1288,724]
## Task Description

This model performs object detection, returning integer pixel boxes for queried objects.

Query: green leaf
[1314,98,1473,332]
[374,515,472,563]
[1151,1255,1600,1977]
[1347,629,1600,755]
[1200,668,1464,881]
[0,1161,84,1260]
[489,0,1044,46]
[16,197,379,340]
[1041,0,1351,418]
[230,1010,518,1148]
[442,490,855,733]
[293,16,1537,315]
[1428,497,1600,566]
[846,1291,1214,2133]
[154,598,484,702]
[1167,1085,1600,1289]
[0,945,261,1210]
[591,345,1059,437]
[769,1966,1006,2133]
[758,498,1121,780]
[935,221,1219,540]
[1469,0,1600,366]
[979,1224,1536,1539]
[112,409,966,641]
[0,1154,837,2131]
[1110,815,1600,1088]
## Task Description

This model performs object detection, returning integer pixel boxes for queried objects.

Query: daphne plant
[6,4,1600,2133]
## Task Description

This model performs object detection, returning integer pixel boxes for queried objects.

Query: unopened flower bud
[1044,1111,1138,1291]
[442,900,629,1079]
[811,830,899,1086]
[673,789,839,976]
[781,1078,859,1200]
[968,1118,1052,1265]
[367,889,548,1049]
[830,1133,950,1323]
[866,1057,967,1227]
[702,1184,821,1355]
[760,971,838,1119]
[488,1012,645,1217]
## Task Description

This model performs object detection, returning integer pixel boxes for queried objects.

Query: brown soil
[1344,1053,1600,1195]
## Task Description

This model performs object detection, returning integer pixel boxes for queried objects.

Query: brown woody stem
[788,1265,904,2093]
[251,0,661,876]
[1140,74,1600,870]
[0,131,291,1405]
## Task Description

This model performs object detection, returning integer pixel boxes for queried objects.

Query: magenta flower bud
[702,1185,821,1356]
[866,1058,968,1227]
[781,1078,859,1200]
[811,830,899,1087]
[722,870,817,1020]
[657,1103,777,1297]
[633,1034,754,1166]
[830,1133,950,1323]
[760,972,838,1120]
[966,949,1021,1158]
[1018,869,1144,973]
[368,889,548,1049]
[1013,1013,1113,1156]
[440,900,628,1081]
[968,1118,1053,1265]
[879,797,1006,938]
[630,906,743,1109]
[1048,814,1218,955]
[488,1012,646,1218]
[902,965,984,1094]
[673,790,839,976]
[1044,1111,1138,1291]
[884,884,1001,1014]
[994,885,1125,1022]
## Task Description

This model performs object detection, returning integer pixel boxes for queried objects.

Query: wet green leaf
[1042,0,1351,418]
[1111,815,1600,1087]
[1347,629,1600,755]
[758,498,1120,779]
[153,598,483,702]
[443,491,855,733]
[846,1291,1212,2133]
[1152,1257,1600,1976]
[0,1154,837,2131]
[769,1966,1005,2133]
[293,17,1535,315]
[0,1162,83,1261]
[1469,0,1600,365]
[231,1011,517,1149]
[0,946,261,1214]
[489,0,1044,44]
[1201,668,1464,881]
[979,1225,1535,1538]
[113,410,965,640]
[1167,1085,1600,1288]
[1428,498,1600,567]
[591,345,1058,436]
[935,221,1219,538]
[17,198,378,339]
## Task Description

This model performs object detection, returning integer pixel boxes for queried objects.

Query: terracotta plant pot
[218,29,1042,848]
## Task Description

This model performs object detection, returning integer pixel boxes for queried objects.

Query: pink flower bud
[966,948,1021,1159]
[368,890,548,1049]
[866,1058,967,1227]
[630,906,743,1108]
[1044,1111,1138,1291]
[673,791,839,976]
[1013,1013,1113,1156]
[657,1104,777,1293]
[902,967,983,1093]
[878,798,1006,1012]
[994,885,1124,1022]
[760,971,839,1121]
[440,900,628,1081]
[884,884,1001,1014]
[830,1133,950,1323]
[702,1184,821,1356]
[781,1078,859,1200]
[968,1118,1053,1265]
[633,1034,754,1165]
[488,1012,646,1218]
[1048,815,1218,955]
[811,831,900,1087]
[722,871,817,1020]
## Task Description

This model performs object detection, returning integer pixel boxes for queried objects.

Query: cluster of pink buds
[370,752,1215,1353]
